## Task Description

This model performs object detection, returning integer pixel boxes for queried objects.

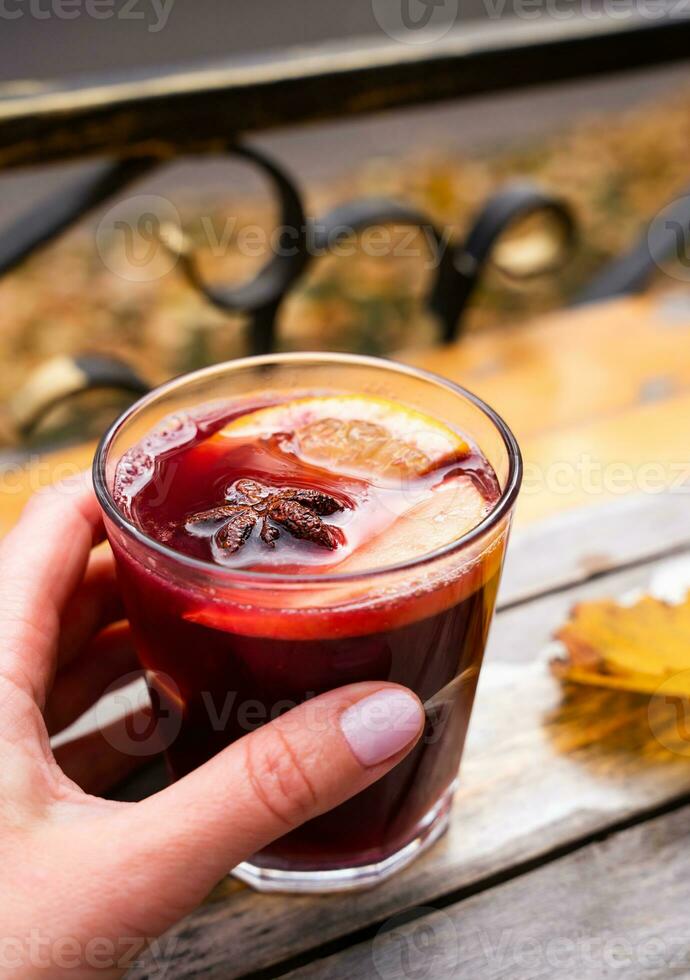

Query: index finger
[0,471,104,708]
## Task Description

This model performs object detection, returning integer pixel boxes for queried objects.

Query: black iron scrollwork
[165,150,575,351]
[160,144,311,356]
[0,158,159,279]
[309,197,461,344]
[2,142,574,437]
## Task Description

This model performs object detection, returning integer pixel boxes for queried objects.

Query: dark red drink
[95,355,520,891]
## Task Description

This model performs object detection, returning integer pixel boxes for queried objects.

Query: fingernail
[340,689,424,767]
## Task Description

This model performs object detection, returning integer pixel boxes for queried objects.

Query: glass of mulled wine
[94,353,521,893]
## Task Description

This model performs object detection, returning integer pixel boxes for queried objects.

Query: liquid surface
[115,392,501,575]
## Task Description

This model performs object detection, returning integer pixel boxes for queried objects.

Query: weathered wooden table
[4,291,690,978]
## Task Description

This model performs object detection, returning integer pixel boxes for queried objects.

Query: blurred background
[0,2,689,459]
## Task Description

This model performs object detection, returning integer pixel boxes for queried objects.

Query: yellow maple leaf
[551,592,690,696]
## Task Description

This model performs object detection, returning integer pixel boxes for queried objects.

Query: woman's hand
[0,473,424,978]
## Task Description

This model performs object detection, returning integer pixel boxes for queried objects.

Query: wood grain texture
[491,547,690,665]
[406,292,690,525]
[284,804,690,980]
[501,488,690,607]
[517,388,690,524]
[404,293,690,441]
[126,544,690,980]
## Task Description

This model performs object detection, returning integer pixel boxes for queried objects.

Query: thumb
[102,682,424,929]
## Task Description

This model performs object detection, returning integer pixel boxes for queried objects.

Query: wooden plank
[406,293,690,524]
[500,487,690,607]
[404,294,690,444]
[126,545,690,980]
[283,803,690,980]
[2,16,688,170]
[491,550,690,665]
[517,388,690,524]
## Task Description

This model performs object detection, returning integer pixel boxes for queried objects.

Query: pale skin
[0,474,424,978]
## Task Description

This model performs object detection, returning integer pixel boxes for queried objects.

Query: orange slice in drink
[212,394,470,480]
[336,474,490,574]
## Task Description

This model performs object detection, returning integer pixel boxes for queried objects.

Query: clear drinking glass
[93,353,521,893]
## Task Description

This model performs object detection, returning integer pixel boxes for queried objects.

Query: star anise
[185,479,344,555]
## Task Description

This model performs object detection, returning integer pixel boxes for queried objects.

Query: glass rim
[93,352,522,586]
